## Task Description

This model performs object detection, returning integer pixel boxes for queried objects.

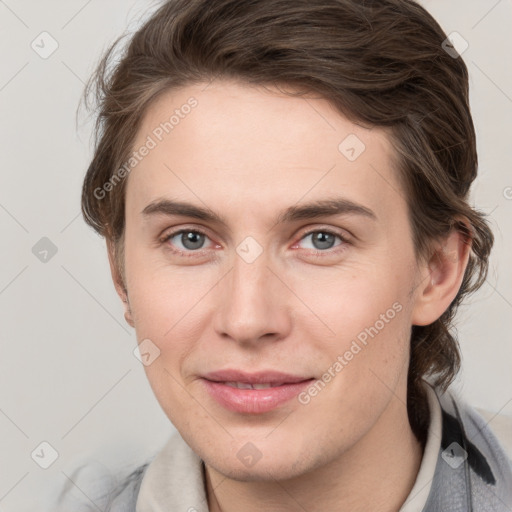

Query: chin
[207,459,307,482]
[201,445,323,483]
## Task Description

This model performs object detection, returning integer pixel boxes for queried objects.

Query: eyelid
[295,225,351,241]
[159,225,211,244]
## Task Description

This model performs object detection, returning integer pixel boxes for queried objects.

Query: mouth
[221,381,289,389]
[201,369,315,414]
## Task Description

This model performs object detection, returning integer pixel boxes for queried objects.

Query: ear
[411,224,471,326]
[106,239,135,328]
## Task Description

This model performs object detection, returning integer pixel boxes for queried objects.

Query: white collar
[136,382,442,512]
[136,430,208,512]
[398,382,443,511]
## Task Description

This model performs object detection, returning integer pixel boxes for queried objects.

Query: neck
[205,395,424,512]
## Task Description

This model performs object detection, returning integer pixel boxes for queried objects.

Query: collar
[398,382,442,511]
[136,381,512,512]
[136,383,442,512]
[136,429,209,512]
[136,382,442,512]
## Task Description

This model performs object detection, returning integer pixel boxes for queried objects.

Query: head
[81,0,493,479]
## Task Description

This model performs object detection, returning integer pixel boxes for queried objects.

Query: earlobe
[121,294,135,328]
[106,239,135,328]
[123,308,135,328]
[411,226,471,326]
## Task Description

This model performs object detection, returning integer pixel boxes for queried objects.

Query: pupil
[313,232,334,250]
[182,232,204,250]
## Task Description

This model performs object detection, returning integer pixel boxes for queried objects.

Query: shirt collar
[136,430,209,512]
[136,381,442,512]
[398,382,442,511]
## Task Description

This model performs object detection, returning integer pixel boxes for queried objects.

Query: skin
[108,80,470,511]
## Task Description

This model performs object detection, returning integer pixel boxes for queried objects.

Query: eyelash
[159,227,349,258]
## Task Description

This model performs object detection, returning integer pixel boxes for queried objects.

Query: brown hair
[81,0,493,443]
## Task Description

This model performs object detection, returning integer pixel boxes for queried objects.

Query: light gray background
[0,0,511,510]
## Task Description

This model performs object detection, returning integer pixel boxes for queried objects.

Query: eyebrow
[141,197,377,226]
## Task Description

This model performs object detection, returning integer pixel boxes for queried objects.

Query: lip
[201,369,314,414]
[203,369,311,385]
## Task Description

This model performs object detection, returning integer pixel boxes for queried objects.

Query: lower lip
[201,378,314,414]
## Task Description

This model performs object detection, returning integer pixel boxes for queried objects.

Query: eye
[294,229,347,252]
[161,229,216,254]
[159,227,349,258]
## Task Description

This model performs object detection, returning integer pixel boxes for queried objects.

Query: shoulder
[428,387,512,510]
[53,460,150,512]
[106,463,150,511]
[450,394,512,468]
[473,406,512,459]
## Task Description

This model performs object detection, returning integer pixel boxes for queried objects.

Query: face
[118,80,428,481]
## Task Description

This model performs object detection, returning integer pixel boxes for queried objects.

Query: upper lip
[202,369,313,385]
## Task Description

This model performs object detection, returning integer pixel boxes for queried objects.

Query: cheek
[290,261,414,404]
[124,239,208,332]
[125,259,221,405]
[290,258,412,339]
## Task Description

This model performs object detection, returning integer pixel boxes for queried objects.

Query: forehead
[126,80,405,225]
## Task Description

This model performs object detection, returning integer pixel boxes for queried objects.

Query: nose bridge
[232,251,270,306]
[214,247,289,344]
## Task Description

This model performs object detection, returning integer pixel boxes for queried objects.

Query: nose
[213,250,292,346]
